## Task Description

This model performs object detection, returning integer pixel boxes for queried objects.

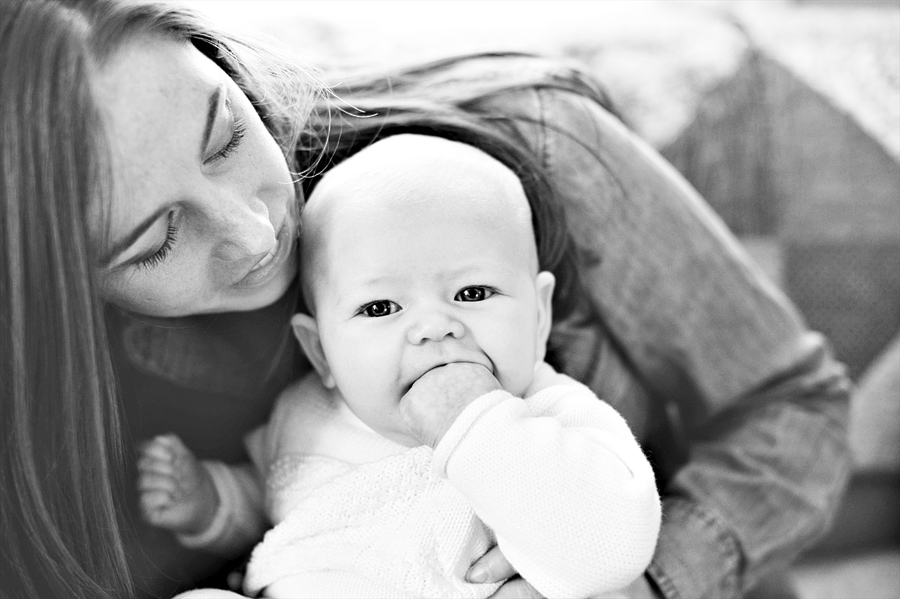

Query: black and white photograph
[2,1,898,598]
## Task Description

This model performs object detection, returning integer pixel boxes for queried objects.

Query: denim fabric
[471,76,851,598]
[112,55,851,599]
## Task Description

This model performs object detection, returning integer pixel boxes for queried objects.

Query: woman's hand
[599,576,664,599]
[400,362,501,448]
[467,545,543,598]
[468,546,663,599]
[171,589,249,599]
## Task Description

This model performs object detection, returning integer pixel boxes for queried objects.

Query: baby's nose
[407,312,465,345]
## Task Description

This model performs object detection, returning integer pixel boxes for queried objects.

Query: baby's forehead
[301,135,540,307]
[309,134,531,223]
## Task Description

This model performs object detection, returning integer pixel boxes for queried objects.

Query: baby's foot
[137,433,218,535]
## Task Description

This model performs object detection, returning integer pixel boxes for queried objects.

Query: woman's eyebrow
[201,84,225,156]
[99,205,171,267]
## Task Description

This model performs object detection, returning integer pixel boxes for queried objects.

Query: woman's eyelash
[208,116,247,163]
[137,219,178,270]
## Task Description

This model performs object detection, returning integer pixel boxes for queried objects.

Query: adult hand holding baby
[400,362,501,448]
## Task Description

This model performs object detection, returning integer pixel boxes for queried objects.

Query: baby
[139,134,661,598]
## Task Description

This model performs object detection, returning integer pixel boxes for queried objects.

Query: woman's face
[89,35,298,317]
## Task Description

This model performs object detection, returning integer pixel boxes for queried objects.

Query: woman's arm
[475,84,851,599]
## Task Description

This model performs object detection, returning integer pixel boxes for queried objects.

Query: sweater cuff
[646,496,742,599]
[176,460,233,549]
[432,390,510,477]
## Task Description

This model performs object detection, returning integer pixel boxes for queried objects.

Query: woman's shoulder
[416,52,608,92]
[442,53,616,119]
[338,52,616,126]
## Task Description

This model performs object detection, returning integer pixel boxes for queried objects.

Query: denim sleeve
[489,86,852,598]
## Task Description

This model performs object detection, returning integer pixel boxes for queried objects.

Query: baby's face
[303,136,554,447]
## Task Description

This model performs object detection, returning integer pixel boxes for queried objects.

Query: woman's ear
[291,313,335,389]
[534,271,556,364]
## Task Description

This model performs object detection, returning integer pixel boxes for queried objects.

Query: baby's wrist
[179,466,220,535]
[422,406,466,449]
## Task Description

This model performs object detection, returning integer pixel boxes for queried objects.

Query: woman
[0,1,851,598]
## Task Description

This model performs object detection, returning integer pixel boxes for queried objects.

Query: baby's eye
[360,300,401,318]
[455,286,495,302]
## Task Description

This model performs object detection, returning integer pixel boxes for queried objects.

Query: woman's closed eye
[137,213,178,270]
[134,101,246,271]
[206,115,246,164]
[455,286,496,302]
[358,300,401,318]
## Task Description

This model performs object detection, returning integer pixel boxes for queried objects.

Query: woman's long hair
[0,4,127,597]
[0,2,323,598]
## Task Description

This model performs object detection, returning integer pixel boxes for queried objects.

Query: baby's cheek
[509,338,547,395]
[491,359,531,398]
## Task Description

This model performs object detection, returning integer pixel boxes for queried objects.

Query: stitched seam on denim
[678,495,743,598]
[536,86,607,390]
[535,87,550,176]
[647,560,681,599]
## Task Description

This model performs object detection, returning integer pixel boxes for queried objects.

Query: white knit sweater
[186,367,661,598]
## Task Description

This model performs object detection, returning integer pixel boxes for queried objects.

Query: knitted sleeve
[432,369,661,598]
[175,460,267,558]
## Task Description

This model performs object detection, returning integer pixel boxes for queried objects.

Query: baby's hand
[400,362,501,448]
[137,433,218,535]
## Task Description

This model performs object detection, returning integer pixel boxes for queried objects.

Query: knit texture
[238,369,660,598]
[244,448,499,597]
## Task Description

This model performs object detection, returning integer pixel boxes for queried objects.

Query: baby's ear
[534,271,556,364]
[291,313,335,389]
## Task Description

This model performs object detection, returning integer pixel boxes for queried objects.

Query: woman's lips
[235,223,293,288]
[248,238,279,273]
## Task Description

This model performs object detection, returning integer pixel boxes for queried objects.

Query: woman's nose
[209,193,274,262]
[407,310,466,345]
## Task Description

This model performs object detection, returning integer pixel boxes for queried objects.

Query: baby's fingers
[138,433,183,459]
[138,471,178,495]
[139,489,175,525]
[140,488,172,511]
[137,453,176,477]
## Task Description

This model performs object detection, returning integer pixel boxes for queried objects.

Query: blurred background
[184,1,899,596]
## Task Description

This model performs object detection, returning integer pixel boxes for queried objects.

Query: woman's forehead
[89,36,226,177]
[89,36,219,136]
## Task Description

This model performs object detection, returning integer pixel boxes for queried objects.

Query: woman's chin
[223,253,298,313]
